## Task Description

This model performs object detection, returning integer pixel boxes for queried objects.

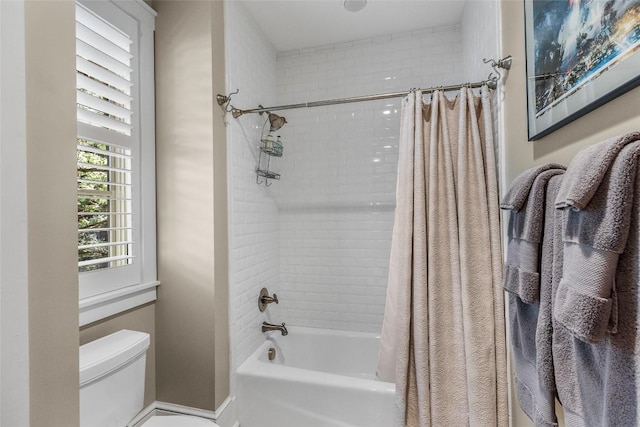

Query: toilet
[80,330,219,427]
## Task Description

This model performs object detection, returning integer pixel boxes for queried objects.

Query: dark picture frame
[525,0,640,140]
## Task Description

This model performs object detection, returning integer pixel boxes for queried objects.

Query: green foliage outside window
[77,139,110,272]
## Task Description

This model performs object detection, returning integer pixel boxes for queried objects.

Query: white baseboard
[128,396,237,427]
[211,396,237,427]
[153,401,218,419]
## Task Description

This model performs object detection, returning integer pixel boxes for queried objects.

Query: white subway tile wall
[225,1,281,387]
[226,0,502,376]
[271,25,464,332]
[461,1,502,193]
[462,1,500,83]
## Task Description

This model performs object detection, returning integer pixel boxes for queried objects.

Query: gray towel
[555,131,640,210]
[552,162,640,427]
[502,166,566,303]
[554,141,640,343]
[535,174,564,393]
[510,339,558,427]
[502,166,565,427]
[501,163,566,211]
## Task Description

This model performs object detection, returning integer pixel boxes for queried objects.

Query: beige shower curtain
[377,88,507,426]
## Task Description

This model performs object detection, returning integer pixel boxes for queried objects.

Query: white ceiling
[240,0,469,52]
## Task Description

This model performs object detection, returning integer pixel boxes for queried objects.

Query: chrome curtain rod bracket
[229,55,511,117]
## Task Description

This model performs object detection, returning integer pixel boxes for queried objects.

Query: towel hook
[483,55,512,81]
[216,89,240,114]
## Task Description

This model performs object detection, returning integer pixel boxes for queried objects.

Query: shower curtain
[377,88,507,426]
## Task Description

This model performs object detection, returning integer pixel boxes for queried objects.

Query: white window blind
[76,0,147,301]
[76,2,134,145]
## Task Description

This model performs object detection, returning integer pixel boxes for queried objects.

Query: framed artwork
[525,0,640,140]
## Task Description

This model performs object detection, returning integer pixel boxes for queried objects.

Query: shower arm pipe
[230,77,497,119]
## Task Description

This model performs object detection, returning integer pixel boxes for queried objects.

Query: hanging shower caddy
[256,133,283,185]
[255,107,286,186]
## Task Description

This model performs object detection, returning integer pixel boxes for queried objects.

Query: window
[77,139,133,273]
[76,0,157,325]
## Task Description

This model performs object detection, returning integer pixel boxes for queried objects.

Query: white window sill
[79,281,159,327]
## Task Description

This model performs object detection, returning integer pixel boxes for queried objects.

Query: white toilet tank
[80,330,150,427]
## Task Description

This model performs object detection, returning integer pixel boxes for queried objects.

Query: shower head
[268,112,287,132]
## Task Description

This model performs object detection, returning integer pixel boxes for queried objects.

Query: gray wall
[154,0,230,411]
[4,1,232,425]
[25,1,79,425]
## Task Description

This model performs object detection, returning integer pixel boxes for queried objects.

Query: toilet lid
[142,415,219,427]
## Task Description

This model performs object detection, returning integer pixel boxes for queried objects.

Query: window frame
[76,0,157,326]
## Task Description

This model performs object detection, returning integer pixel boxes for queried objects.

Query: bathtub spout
[262,321,288,336]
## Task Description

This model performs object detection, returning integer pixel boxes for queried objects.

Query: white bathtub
[236,327,396,427]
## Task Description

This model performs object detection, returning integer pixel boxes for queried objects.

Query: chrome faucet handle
[258,287,278,312]
[262,293,278,304]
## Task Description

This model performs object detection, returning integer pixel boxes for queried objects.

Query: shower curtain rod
[228,78,495,118]
[216,55,512,118]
